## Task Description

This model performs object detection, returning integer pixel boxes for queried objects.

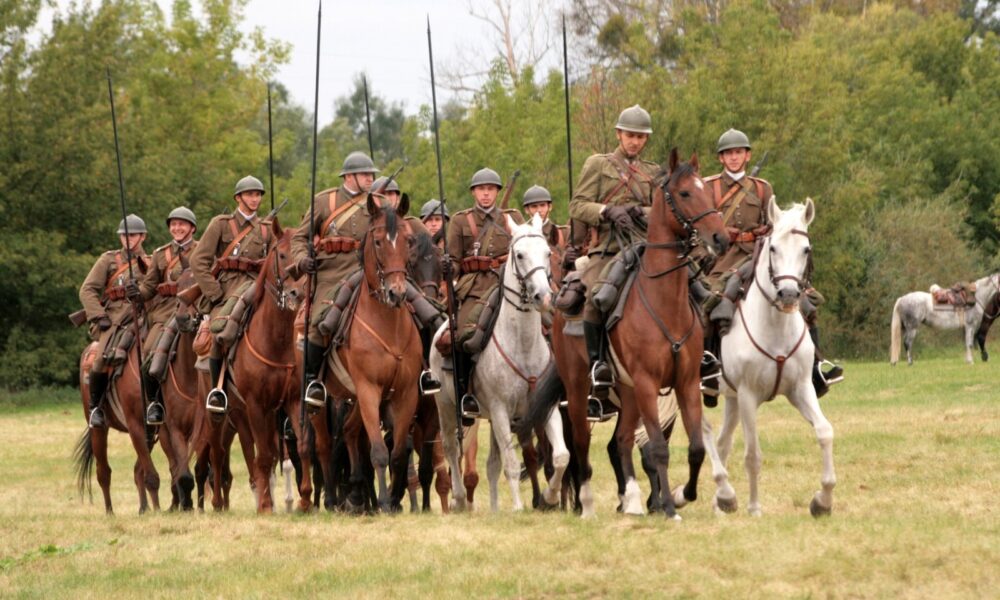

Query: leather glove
[561,245,580,271]
[95,316,112,331]
[125,280,142,301]
[752,225,771,237]
[297,256,317,275]
[602,205,634,230]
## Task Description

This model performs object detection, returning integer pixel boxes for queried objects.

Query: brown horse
[520,150,728,518]
[309,194,423,513]
[75,339,161,514]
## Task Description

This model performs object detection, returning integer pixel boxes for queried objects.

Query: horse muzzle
[775,286,801,312]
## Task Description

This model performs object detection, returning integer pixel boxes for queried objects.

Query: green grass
[1,358,998,598]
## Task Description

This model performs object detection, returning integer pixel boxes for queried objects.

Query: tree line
[2,0,999,388]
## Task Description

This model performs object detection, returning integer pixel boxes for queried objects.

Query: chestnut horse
[75,339,161,514]
[309,194,423,512]
[518,150,728,519]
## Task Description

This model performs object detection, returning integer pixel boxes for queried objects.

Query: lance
[106,67,149,426]
[363,75,374,159]
[302,1,322,418]
[562,16,577,246]
[427,17,464,450]
[267,81,275,211]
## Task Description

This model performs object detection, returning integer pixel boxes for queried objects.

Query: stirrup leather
[304,380,327,409]
[419,369,442,396]
[461,393,481,419]
[205,388,228,414]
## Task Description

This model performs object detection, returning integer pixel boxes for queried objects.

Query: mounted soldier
[438,167,525,415]
[568,105,660,403]
[188,175,274,412]
[135,207,198,425]
[522,184,568,254]
[697,129,843,402]
[79,214,149,428]
[420,199,449,251]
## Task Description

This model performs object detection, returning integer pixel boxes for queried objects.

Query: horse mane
[412,230,434,257]
[383,204,398,239]
[668,161,697,185]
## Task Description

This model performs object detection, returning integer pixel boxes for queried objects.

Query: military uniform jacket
[139,239,198,325]
[568,147,659,255]
[705,171,773,273]
[190,210,272,305]
[447,204,524,300]
[79,248,149,325]
[291,186,376,289]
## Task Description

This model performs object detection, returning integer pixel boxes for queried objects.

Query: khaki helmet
[339,151,379,176]
[233,175,265,197]
[469,168,503,190]
[117,214,147,235]
[165,206,197,230]
[420,199,449,220]
[615,105,653,134]
[522,185,552,207]
[371,176,400,194]
[717,128,751,153]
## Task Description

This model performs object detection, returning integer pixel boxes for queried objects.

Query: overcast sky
[41,0,570,126]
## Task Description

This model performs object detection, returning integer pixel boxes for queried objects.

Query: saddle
[931,282,976,307]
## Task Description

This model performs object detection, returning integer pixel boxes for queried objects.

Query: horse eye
[680,190,690,198]
[516,252,524,260]
[769,246,776,254]
[804,247,812,255]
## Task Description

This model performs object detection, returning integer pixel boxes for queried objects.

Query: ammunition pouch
[211,257,263,277]
[106,286,127,301]
[156,282,179,297]
[461,255,506,275]
[147,316,179,381]
[460,285,501,355]
[554,271,586,315]
[592,245,643,314]
[318,270,364,337]
[317,236,361,254]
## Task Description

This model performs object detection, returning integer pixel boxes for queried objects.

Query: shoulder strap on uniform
[320,191,364,236]
[221,217,256,258]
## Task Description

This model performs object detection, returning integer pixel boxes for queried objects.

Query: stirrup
[205,388,228,414]
[589,361,613,389]
[419,369,442,396]
[819,360,844,386]
[304,380,327,409]
[586,395,615,423]
[89,407,106,429]
[282,418,295,441]
[700,351,722,382]
[145,402,164,426]
[461,393,481,419]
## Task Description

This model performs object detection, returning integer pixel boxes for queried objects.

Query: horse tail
[512,364,564,439]
[890,297,903,365]
[73,427,94,501]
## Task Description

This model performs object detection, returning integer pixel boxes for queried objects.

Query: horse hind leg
[540,409,569,509]
[486,428,502,512]
[701,415,737,515]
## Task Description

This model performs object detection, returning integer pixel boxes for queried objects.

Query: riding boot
[142,370,164,426]
[303,341,328,409]
[418,327,442,395]
[456,351,478,423]
[701,323,722,408]
[206,357,228,413]
[583,320,613,392]
[89,372,109,428]
[809,325,843,398]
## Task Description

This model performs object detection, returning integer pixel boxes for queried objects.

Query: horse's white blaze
[694,178,704,190]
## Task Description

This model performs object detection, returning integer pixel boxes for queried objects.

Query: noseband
[754,228,812,310]
[366,222,408,305]
[661,178,717,252]
[265,247,294,311]
[502,233,549,311]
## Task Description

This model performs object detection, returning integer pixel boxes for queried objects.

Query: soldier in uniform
[568,105,660,399]
[522,185,569,252]
[188,176,274,412]
[420,199,449,251]
[79,214,149,428]
[291,151,379,407]
[700,129,843,399]
[135,207,198,425]
[444,168,524,412]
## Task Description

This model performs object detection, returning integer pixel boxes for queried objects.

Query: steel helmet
[233,175,265,197]
[165,206,197,229]
[420,199,449,220]
[717,128,751,153]
[339,151,380,176]
[117,214,147,235]
[371,176,400,194]
[615,105,653,134]
[469,168,503,190]
[522,185,552,207]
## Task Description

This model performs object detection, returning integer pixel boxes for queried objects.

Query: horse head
[761,197,815,313]
[504,213,552,312]
[364,191,412,307]
[256,221,303,313]
[409,230,442,301]
[659,148,728,257]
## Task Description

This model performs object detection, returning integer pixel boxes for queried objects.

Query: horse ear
[689,152,700,173]
[803,197,815,226]
[531,212,544,230]
[397,192,410,219]
[366,193,378,218]
[766,195,781,224]
[506,214,519,233]
[668,147,679,173]
[271,217,283,239]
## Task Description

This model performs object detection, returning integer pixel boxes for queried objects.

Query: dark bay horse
[75,339,161,514]
[310,194,424,513]
[518,150,728,519]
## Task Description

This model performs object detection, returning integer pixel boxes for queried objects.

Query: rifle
[106,67,149,424]
[498,170,521,210]
[302,1,322,422]
[363,75,374,159]
[749,150,769,178]
[427,17,464,450]
[267,82,275,211]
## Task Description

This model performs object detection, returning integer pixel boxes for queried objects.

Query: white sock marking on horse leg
[580,481,596,519]
[623,478,644,515]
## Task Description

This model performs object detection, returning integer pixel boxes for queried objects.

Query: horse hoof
[671,485,689,510]
[809,497,832,518]
[715,495,738,514]
[982,351,989,362]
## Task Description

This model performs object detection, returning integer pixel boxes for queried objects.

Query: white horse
[889,274,1000,365]
[431,214,568,512]
[702,198,836,518]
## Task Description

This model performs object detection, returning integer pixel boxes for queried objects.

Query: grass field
[1,357,998,598]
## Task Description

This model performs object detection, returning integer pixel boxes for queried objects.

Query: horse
[700,198,836,517]
[309,194,423,513]
[431,214,568,512]
[517,149,728,519]
[890,273,1000,365]
[74,336,161,514]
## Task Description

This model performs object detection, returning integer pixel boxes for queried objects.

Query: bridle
[264,243,295,312]
[639,173,717,279]
[752,228,812,311]
[365,216,409,305]
[501,232,550,312]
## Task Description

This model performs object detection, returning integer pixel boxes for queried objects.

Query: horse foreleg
[207,422,226,511]
[125,415,160,513]
[486,428,502,511]
[672,382,705,511]
[462,421,480,510]
[701,415,737,514]
[246,404,276,514]
[566,380,595,519]
[965,323,975,364]
[91,425,114,515]
[738,389,764,517]
[616,386,646,516]
[788,387,836,517]
[490,404,525,512]
[540,406,569,508]
[387,386,419,513]
[356,384,391,512]
[435,387,466,512]
[606,418,627,511]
